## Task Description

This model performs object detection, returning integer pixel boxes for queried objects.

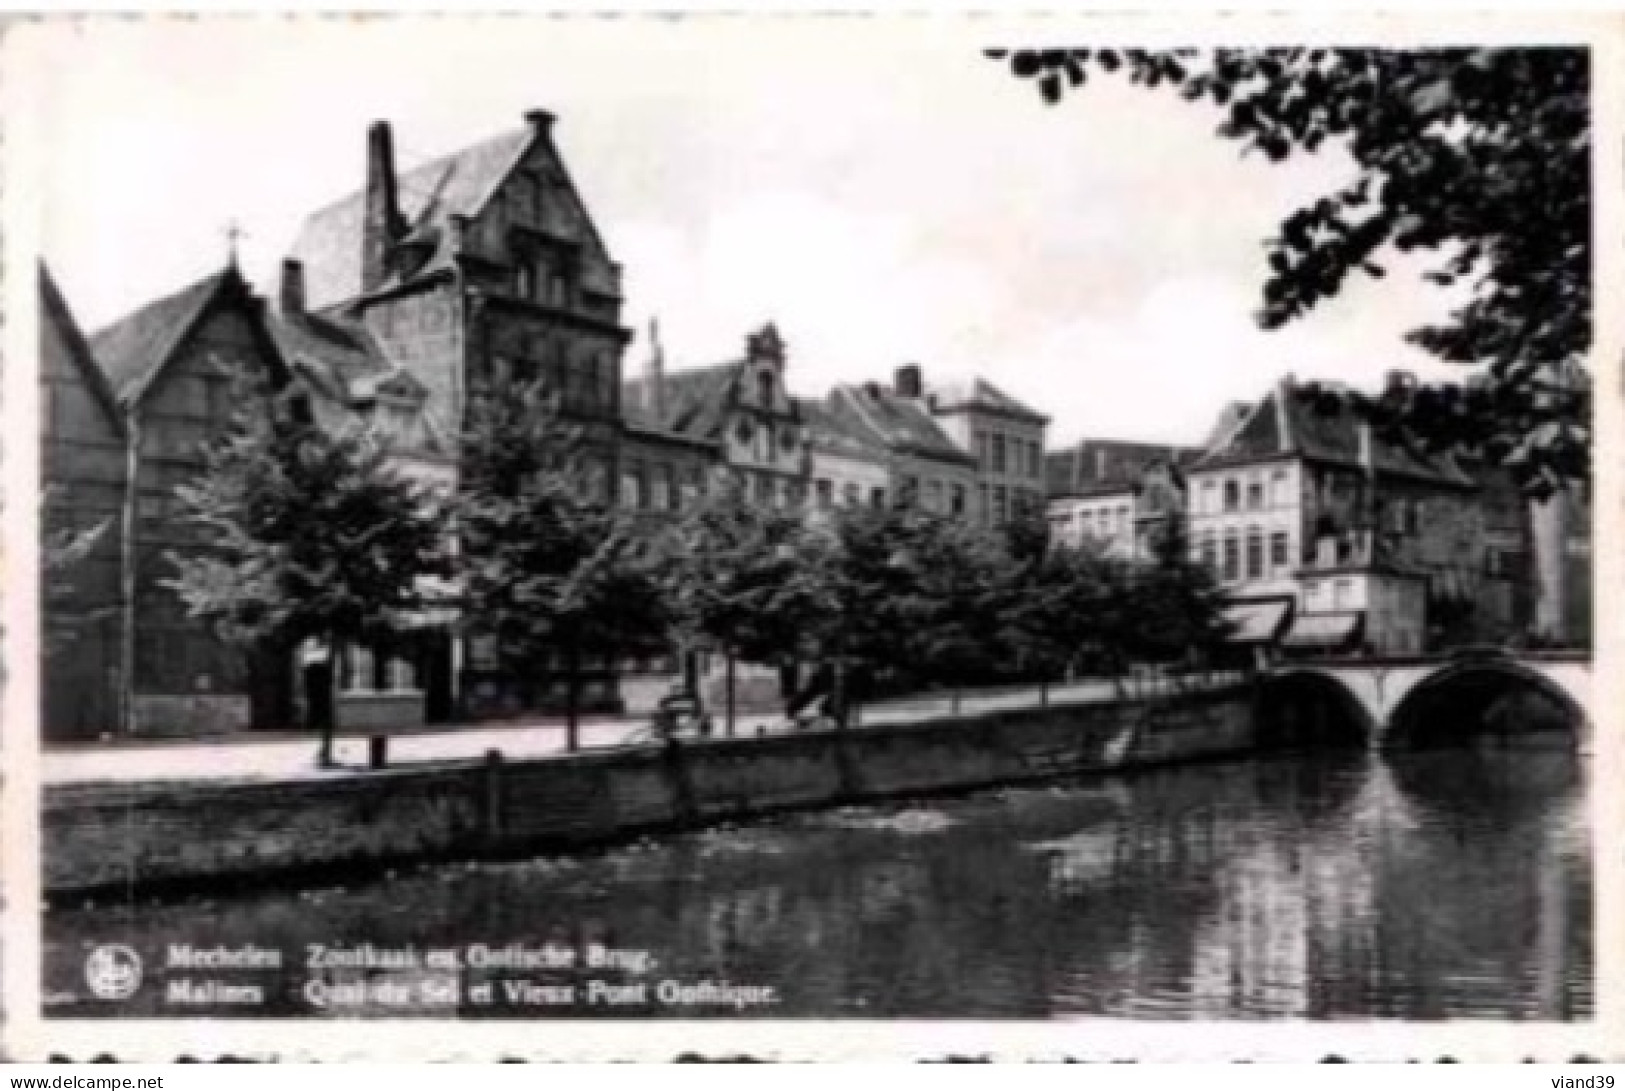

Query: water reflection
[48,748,1590,1020]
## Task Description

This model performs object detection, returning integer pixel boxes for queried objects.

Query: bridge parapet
[1265,651,1591,746]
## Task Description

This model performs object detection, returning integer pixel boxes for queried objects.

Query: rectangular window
[979,484,990,524]
[993,435,1007,474]
[1270,531,1290,572]
[1201,481,1217,515]
[843,482,860,507]
[871,487,886,509]
[975,432,989,468]
[994,485,1008,525]
[1270,469,1291,507]
[1245,531,1264,580]
[1223,535,1240,582]
[951,485,966,515]
[903,475,920,503]
[1246,481,1264,510]
[652,465,673,511]
[815,478,833,510]
[1223,479,1240,512]
[927,480,943,511]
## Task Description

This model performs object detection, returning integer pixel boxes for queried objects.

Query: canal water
[47,746,1590,1020]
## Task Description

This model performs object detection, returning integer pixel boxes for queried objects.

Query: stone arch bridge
[1259,649,1591,749]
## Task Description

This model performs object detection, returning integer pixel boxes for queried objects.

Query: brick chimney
[894,364,923,399]
[646,318,666,420]
[362,120,402,294]
[279,259,305,316]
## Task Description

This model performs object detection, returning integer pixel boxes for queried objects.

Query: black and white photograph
[1,12,1615,1060]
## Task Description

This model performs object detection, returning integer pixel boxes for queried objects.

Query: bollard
[368,734,389,769]
[482,749,504,846]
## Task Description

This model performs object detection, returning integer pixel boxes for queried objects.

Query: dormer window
[757,371,774,407]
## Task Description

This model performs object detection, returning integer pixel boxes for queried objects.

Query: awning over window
[1282,611,1364,649]
[1221,600,1293,644]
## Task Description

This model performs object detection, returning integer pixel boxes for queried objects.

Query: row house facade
[1186,376,1527,658]
[42,108,1056,738]
[1045,440,1197,558]
[40,257,456,741]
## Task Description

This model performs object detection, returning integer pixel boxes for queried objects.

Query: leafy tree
[167,383,453,766]
[991,47,1590,494]
[457,379,667,749]
[1122,517,1232,672]
[655,479,834,734]
[898,512,1011,712]
[814,502,1009,719]
[1004,540,1120,705]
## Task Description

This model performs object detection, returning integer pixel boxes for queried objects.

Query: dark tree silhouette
[990,47,1590,494]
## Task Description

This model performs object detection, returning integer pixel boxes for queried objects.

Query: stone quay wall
[44,685,1257,897]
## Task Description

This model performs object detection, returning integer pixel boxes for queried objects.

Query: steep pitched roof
[88,266,256,405]
[1196,378,1475,487]
[289,126,534,309]
[1046,439,1195,499]
[622,361,741,444]
[271,308,452,460]
[928,376,1048,424]
[39,263,124,435]
[797,395,891,462]
[829,383,976,466]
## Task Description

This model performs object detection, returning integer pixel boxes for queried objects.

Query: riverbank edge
[44,684,1258,901]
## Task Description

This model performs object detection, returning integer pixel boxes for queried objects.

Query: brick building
[620,323,811,511]
[1186,375,1526,657]
[40,257,458,741]
[822,367,979,518]
[1045,440,1197,558]
[40,265,128,739]
[925,374,1049,526]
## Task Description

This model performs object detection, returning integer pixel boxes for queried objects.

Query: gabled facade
[41,260,459,740]
[1045,440,1196,558]
[40,264,128,738]
[1188,375,1511,655]
[86,263,294,736]
[621,323,810,510]
[925,373,1049,526]
[290,111,631,464]
[824,367,979,519]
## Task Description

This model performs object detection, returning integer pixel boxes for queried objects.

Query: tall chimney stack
[647,318,666,421]
[894,364,923,400]
[362,120,401,294]
[279,259,306,316]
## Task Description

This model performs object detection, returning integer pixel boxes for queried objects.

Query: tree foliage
[990,47,1590,493]
[457,378,668,746]
[653,478,834,730]
[166,381,453,760]
[167,386,452,649]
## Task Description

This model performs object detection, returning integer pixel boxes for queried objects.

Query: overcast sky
[32,17,1468,447]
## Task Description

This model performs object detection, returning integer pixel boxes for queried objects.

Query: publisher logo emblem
[84,944,142,1001]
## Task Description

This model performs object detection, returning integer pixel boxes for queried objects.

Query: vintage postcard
[1,11,1620,1062]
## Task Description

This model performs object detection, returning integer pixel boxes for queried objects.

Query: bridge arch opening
[1385,662,1585,750]
[1255,670,1375,750]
